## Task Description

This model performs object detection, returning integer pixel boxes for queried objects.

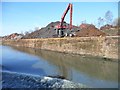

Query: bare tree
[112,18,117,26]
[81,20,86,24]
[118,18,120,27]
[97,17,104,28]
[29,29,33,33]
[112,17,120,27]
[105,10,113,25]
[24,31,30,35]
[20,31,24,36]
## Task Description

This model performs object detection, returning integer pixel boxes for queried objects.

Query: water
[1,45,118,88]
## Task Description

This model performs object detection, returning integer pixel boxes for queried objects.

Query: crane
[55,3,73,37]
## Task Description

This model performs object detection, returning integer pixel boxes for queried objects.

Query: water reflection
[11,46,118,81]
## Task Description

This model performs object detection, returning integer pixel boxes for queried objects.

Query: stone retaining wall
[2,36,118,59]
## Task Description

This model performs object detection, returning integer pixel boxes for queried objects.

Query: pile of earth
[22,21,79,39]
[75,24,106,37]
[100,24,119,36]
[101,28,119,36]
[22,22,108,39]
[23,21,60,39]
[100,24,113,30]
[2,33,23,40]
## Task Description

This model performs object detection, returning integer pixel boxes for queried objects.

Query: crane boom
[57,3,73,30]
[70,4,72,30]
[55,3,73,37]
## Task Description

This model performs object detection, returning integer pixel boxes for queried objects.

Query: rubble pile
[75,24,106,37]
[100,24,119,36]
[23,21,60,39]
[22,21,79,39]
[2,33,23,40]
[100,24,113,30]
[3,22,120,39]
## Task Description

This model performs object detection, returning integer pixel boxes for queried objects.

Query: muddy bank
[2,36,119,60]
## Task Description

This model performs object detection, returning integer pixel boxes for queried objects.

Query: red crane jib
[56,3,73,30]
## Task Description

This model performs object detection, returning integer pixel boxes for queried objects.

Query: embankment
[2,36,119,60]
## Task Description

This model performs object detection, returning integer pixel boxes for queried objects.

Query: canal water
[1,45,118,88]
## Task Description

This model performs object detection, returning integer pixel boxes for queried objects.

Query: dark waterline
[1,45,118,88]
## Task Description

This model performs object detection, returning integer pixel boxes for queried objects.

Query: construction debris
[22,21,79,39]
[79,23,95,30]
[76,24,106,37]
[100,24,119,36]
[2,22,109,39]
[2,33,23,40]
[23,21,60,39]
[100,24,113,30]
